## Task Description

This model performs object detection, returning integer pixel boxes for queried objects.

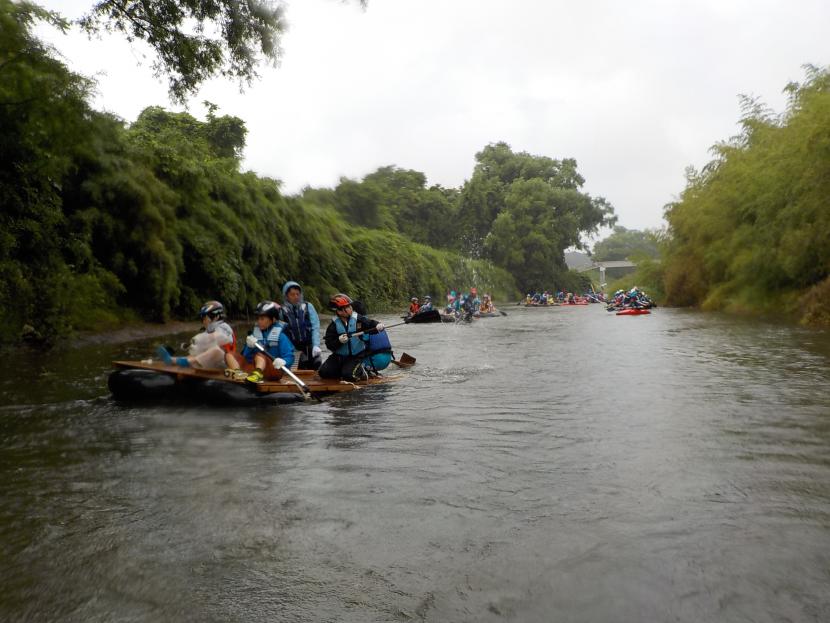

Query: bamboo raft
[109,355,414,403]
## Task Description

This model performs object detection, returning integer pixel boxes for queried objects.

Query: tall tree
[592,226,661,262]
[456,142,615,289]
[78,0,286,102]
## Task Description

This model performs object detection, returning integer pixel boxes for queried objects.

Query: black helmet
[199,300,225,320]
[328,293,353,311]
[254,300,280,319]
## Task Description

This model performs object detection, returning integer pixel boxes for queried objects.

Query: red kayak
[616,308,651,316]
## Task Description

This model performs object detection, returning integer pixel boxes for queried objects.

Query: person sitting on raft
[225,300,295,383]
[418,295,433,313]
[278,280,322,370]
[408,297,420,316]
[156,300,236,369]
[480,294,495,313]
[319,293,385,382]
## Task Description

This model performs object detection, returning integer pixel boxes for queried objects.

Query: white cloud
[34,0,830,230]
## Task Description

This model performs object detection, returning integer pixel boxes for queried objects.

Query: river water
[1,307,829,622]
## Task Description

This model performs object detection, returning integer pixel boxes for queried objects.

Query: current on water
[1,307,829,622]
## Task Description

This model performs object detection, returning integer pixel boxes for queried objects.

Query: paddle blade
[391,352,416,368]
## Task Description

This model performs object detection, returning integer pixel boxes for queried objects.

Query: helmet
[411,297,418,302]
[424,296,431,301]
[254,300,280,319]
[199,300,225,320]
[328,293,353,311]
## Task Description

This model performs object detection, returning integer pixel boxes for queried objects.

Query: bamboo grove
[1,1,614,343]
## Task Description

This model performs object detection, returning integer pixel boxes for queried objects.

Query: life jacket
[334,312,366,357]
[280,302,312,347]
[409,303,420,314]
[252,322,285,354]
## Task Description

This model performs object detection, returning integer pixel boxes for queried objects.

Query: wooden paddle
[347,321,407,338]
[252,342,322,401]
[391,352,416,368]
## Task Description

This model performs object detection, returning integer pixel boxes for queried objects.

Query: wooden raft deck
[112,361,400,394]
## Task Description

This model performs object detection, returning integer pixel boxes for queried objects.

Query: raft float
[109,355,415,404]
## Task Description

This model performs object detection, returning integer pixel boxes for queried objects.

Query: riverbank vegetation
[660,66,830,324]
[1,2,614,343]
[601,67,830,325]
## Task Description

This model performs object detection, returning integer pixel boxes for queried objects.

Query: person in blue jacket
[278,280,322,370]
[225,300,294,384]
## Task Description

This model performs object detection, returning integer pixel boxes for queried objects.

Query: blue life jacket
[334,312,367,357]
[242,323,285,361]
[364,329,393,371]
[281,302,312,346]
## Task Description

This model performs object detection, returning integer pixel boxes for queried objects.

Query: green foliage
[662,66,830,324]
[466,144,616,291]
[0,6,516,343]
[592,226,660,262]
[79,0,286,102]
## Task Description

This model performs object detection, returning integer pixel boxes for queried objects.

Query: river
[1,306,829,622]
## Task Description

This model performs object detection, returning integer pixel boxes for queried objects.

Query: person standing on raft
[319,293,385,382]
[156,300,236,369]
[278,280,322,370]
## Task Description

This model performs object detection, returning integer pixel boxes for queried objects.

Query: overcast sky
[35,0,829,233]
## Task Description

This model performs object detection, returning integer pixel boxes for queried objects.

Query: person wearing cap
[319,293,385,382]
[224,300,295,383]
[156,300,236,369]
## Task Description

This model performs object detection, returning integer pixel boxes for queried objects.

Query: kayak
[402,309,455,323]
[109,357,413,403]
[616,308,651,316]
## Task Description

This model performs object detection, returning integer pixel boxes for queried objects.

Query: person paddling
[278,280,322,370]
[225,300,295,384]
[156,300,236,369]
[408,297,420,316]
[319,293,385,382]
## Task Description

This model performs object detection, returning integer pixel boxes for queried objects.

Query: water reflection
[1,310,829,621]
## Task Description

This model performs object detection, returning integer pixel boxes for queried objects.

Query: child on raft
[156,300,236,369]
[225,300,295,384]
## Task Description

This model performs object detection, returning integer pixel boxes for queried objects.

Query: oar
[391,352,416,368]
[252,342,322,401]
[347,321,407,338]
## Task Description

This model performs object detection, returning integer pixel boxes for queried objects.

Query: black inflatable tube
[108,369,304,405]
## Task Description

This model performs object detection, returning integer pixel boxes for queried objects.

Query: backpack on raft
[364,328,393,371]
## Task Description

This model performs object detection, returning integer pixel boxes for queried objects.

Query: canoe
[109,358,412,403]
[616,308,651,316]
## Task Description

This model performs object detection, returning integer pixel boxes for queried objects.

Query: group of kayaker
[155,281,389,384]
[404,288,501,322]
[523,290,607,306]
[606,287,655,311]
[446,288,500,318]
